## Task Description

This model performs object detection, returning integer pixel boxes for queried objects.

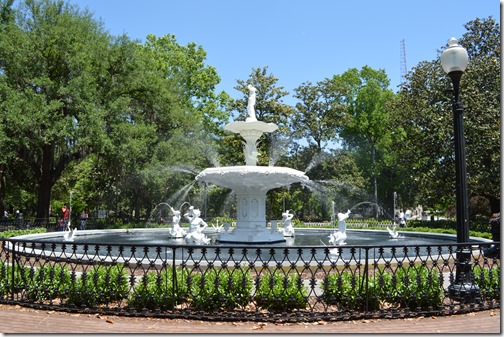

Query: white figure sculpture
[169,207,187,238]
[184,206,210,244]
[246,84,257,122]
[329,209,351,246]
[278,210,295,237]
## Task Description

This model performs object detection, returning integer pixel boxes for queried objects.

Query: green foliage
[66,263,129,307]
[24,264,71,301]
[254,271,308,312]
[391,17,500,212]
[190,267,253,311]
[0,261,29,297]
[322,271,389,311]
[0,228,46,238]
[128,267,192,311]
[323,266,444,311]
[473,266,500,300]
[392,267,443,310]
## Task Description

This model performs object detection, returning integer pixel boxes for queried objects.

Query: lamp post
[440,37,479,302]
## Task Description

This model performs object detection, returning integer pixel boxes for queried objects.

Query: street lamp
[440,37,479,302]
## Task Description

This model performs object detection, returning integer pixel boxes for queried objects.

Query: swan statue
[63,227,77,242]
[386,223,399,239]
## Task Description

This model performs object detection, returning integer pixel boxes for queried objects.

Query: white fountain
[195,85,309,243]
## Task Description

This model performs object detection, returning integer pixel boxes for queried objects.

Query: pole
[446,70,479,302]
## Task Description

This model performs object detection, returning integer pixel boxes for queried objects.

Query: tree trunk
[36,144,54,219]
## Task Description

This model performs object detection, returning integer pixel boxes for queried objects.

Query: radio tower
[400,39,407,84]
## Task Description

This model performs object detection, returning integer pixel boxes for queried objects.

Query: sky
[69,0,500,105]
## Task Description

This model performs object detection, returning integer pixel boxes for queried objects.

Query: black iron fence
[0,238,499,322]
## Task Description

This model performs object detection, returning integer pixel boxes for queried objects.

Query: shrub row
[0,262,499,313]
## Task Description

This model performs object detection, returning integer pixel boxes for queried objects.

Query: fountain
[195,85,309,243]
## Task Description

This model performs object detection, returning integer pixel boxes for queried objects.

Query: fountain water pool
[17,228,476,263]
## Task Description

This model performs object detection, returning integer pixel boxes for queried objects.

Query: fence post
[10,241,16,302]
[363,248,369,312]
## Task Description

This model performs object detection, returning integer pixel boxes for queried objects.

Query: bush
[322,271,388,311]
[473,266,500,300]
[190,268,253,311]
[391,266,443,310]
[322,266,443,311]
[128,267,192,311]
[66,263,129,308]
[0,261,30,297]
[24,264,71,301]
[254,271,308,312]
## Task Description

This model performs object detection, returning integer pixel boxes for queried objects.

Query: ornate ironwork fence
[0,238,499,322]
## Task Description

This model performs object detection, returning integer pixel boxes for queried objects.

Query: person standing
[79,209,88,230]
[61,204,70,230]
[399,210,407,228]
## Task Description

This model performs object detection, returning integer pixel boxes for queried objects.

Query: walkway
[0,304,500,334]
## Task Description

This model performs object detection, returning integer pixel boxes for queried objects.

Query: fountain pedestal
[218,191,284,244]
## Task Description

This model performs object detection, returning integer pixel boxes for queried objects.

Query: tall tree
[392,16,500,215]
[292,79,345,152]
[334,66,396,216]
[0,0,116,218]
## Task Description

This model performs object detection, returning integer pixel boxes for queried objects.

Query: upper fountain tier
[195,165,308,193]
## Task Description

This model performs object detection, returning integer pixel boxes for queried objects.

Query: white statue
[329,209,351,246]
[246,84,257,122]
[278,210,295,237]
[169,207,186,238]
[63,227,77,242]
[184,206,210,244]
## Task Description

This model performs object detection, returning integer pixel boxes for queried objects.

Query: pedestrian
[399,210,407,228]
[80,209,88,230]
[61,204,70,230]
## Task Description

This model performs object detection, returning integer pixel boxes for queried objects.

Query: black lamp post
[440,37,479,302]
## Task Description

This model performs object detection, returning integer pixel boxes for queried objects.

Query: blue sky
[70,0,500,105]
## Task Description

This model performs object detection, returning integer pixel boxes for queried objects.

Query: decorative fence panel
[0,239,499,322]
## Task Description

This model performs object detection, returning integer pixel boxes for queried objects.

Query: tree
[292,79,345,152]
[333,66,396,217]
[392,16,500,215]
[0,0,118,218]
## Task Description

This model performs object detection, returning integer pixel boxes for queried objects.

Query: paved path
[0,304,500,334]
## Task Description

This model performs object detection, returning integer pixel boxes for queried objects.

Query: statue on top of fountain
[246,84,257,122]
[183,206,210,244]
[278,210,295,237]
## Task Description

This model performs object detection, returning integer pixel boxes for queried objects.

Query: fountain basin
[196,166,308,243]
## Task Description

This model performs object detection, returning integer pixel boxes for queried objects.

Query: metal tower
[400,39,407,83]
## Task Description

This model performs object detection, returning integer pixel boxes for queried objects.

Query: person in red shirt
[61,204,70,230]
